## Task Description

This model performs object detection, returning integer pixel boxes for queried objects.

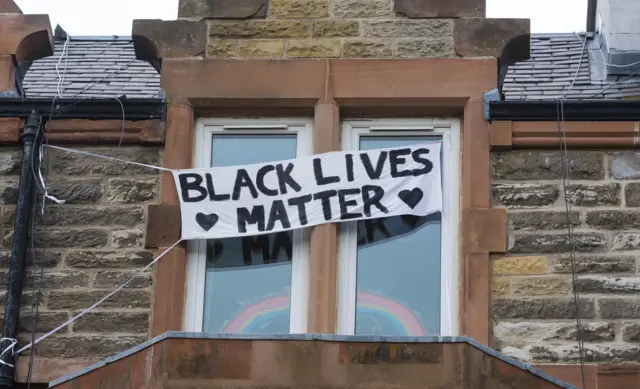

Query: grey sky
[15,0,588,36]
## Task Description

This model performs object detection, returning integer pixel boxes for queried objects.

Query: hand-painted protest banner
[173,143,442,241]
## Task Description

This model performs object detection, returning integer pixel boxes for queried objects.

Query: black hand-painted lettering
[345,154,355,182]
[276,163,301,194]
[361,185,388,217]
[205,173,231,201]
[178,173,208,203]
[271,232,293,262]
[313,158,340,185]
[398,188,424,209]
[242,235,270,265]
[360,151,387,179]
[237,206,266,233]
[411,148,434,176]
[287,194,312,226]
[313,190,338,221]
[266,200,291,231]
[338,188,362,220]
[389,148,412,178]
[232,169,259,200]
[256,165,278,196]
[195,212,219,231]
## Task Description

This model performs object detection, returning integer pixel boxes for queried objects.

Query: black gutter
[0,112,40,389]
[488,100,640,121]
[0,98,165,120]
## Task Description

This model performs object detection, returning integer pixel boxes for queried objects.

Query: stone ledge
[45,119,165,145]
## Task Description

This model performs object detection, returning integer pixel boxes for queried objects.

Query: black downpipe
[0,111,40,389]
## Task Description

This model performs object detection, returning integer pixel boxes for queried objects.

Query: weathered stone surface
[625,183,640,207]
[501,343,640,363]
[287,39,341,58]
[206,39,237,58]
[0,150,21,174]
[492,298,595,319]
[73,312,149,333]
[312,21,359,37]
[362,19,453,38]
[209,20,310,38]
[623,322,640,342]
[47,179,103,204]
[492,256,548,275]
[492,184,559,207]
[395,38,455,57]
[492,151,605,180]
[178,0,268,19]
[0,312,69,334]
[94,271,152,289]
[47,290,150,309]
[34,335,147,358]
[454,18,529,58]
[0,0,22,13]
[510,211,579,230]
[65,250,153,268]
[0,178,18,204]
[512,277,571,296]
[611,152,640,179]
[111,229,144,248]
[271,0,328,18]
[492,277,509,296]
[106,178,158,203]
[342,40,392,58]
[567,184,620,206]
[494,321,615,345]
[613,232,640,251]
[576,276,640,294]
[31,206,144,227]
[49,148,160,176]
[332,0,393,18]
[395,0,485,17]
[25,271,90,289]
[239,39,284,58]
[599,299,640,319]
[32,228,109,248]
[0,250,61,268]
[132,20,206,59]
[511,233,607,253]
[552,256,635,274]
[587,211,640,230]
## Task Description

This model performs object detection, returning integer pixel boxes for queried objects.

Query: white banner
[173,143,442,241]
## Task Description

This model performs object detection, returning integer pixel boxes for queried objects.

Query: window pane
[203,134,297,334]
[355,136,443,336]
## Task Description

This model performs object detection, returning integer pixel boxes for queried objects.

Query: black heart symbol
[196,212,219,231]
[398,188,423,209]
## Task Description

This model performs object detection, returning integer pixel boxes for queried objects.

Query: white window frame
[184,117,312,334]
[337,118,460,336]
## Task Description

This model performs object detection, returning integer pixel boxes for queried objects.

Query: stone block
[511,233,607,253]
[586,210,640,229]
[612,232,640,251]
[0,1,22,13]
[271,0,328,18]
[47,290,150,309]
[47,179,104,204]
[25,271,90,289]
[362,19,453,38]
[111,229,144,248]
[395,38,455,57]
[132,19,207,60]
[454,18,529,58]
[492,151,605,180]
[395,0,485,18]
[610,152,640,179]
[342,39,392,58]
[49,148,160,176]
[492,277,509,296]
[622,322,640,342]
[239,39,285,58]
[494,321,615,345]
[501,343,640,363]
[35,206,144,227]
[73,312,150,333]
[207,39,237,58]
[65,250,154,268]
[492,183,559,207]
[32,228,109,248]
[567,183,620,206]
[510,211,579,230]
[0,150,21,174]
[552,256,635,274]
[312,21,359,37]
[34,335,147,358]
[332,0,393,18]
[576,276,640,294]
[625,183,640,207]
[599,298,640,319]
[209,20,310,38]
[0,178,19,204]
[287,39,341,58]
[94,271,152,289]
[492,298,595,319]
[15,312,69,334]
[106,178,158,203]
[512,277,571,296]
[492,256,548,275]
[178,0,268,19]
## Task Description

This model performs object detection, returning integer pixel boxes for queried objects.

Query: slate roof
[502,33,640,100]
[22,37,162,99]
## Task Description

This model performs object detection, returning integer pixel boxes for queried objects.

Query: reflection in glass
[355,136,443,336]
[202,134,297,334]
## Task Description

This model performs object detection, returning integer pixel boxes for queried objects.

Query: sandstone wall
[491,150,640,363]
[0,145,161,359]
